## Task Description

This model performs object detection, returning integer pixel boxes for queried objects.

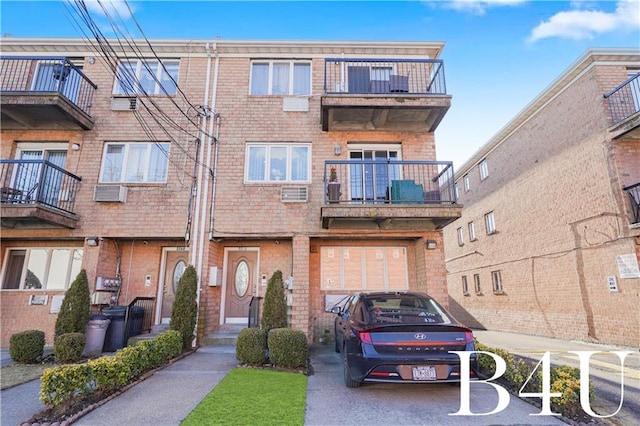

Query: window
[113,59,179,95]
[474,274,481,294]
[468,221,476,241]
[245,143,310,183]
[100,142,170,183]
[250,61,311,95]
[348,145,401,203]
[320,246,408,291]
[485,211,496,234]
[1,248,83,290]
[479,159,489,180]
[457,227,464,246]
[492,271,503,293]
[463,174,470,192]
[462,276,469,296]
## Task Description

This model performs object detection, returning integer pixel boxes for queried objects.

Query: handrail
[126,297,156,336]
[603,72,640,125]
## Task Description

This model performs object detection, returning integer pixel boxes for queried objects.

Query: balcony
[604,72,640,139]
[623,183,640,226]
[321,58,450,132]
[1,57,96,130]
[1,160,81,229]
[321,160,460,229]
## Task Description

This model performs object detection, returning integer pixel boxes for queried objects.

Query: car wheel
[342,345,361,388]
[334,326,340,353]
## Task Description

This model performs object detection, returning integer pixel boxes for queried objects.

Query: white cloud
[83,0,133,20]
[435,0,527,15]
[529,0,640,42]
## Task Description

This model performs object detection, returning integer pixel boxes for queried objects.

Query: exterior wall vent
[281,186,308,202]
[283,97,309,112]
[110,96,138,111]
[93,185,127,202]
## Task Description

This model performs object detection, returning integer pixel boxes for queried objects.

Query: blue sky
[1,0,639,169]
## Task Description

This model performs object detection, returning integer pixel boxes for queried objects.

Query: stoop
[201,324,245,346]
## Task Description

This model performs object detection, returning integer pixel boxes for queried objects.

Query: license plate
[412,366,437,381]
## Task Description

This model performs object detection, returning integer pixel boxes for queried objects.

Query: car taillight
[358,331,372,344]
[465,331,474,344]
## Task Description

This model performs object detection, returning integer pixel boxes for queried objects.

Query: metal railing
[324,58,446,95]
[0,56,97,116]
[126,297,156,335]
[604,73,640,125]
[623,182,640,224]
[324,160,456,205]
[248,296,263,328]
[0,159,82,214]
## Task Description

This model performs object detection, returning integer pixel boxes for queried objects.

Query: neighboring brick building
[1,39,460,346]
[443,49,640,347]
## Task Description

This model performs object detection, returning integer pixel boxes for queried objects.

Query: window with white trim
[100,142,170,183]
[1,248,83,290]
[463,174,470,192]
[462,275,469,296]
[492,270,503,293]
[485,211,496,234]
[250,61,311,95]
[320,246,408,290]
[245,143,310,183]
[474,274,481,294]
[113,59,179,95]
[479,159,489,180]
[468,221,476,241]
[457,227,464,246]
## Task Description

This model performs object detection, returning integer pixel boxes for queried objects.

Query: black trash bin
[102,306,127,352]
[125,306,145,341]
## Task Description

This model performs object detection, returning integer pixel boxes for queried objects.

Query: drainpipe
[208,113,220,241]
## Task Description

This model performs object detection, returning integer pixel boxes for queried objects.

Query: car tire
[342,345,361,388]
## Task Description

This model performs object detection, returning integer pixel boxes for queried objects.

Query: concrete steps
[200,324,245,346]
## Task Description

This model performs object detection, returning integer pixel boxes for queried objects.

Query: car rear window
[365,296,452,325]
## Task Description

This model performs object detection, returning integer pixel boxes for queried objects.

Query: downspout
[208,51,220,241]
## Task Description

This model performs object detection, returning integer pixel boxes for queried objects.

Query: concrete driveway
[305,344,565,426]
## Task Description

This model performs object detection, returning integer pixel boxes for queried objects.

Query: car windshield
[365,295,453,325]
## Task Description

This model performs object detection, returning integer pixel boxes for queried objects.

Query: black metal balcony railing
[0,159,82,214]
[324,58,446,95]
[604,72,640,125]
[324,160,456,205]
[623,182,640,224]
[1,56,97,116]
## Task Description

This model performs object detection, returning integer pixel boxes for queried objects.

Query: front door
[224,250,258,323]
[161,250,189,323]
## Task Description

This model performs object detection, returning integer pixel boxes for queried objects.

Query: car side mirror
[330,306,342,315]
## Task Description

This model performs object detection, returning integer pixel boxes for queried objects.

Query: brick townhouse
[443,48,640,347]
[1,38,460,346]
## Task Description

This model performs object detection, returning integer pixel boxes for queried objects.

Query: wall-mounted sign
[28,295,48,306]
[607,276,619,292]
[50,295,65,313]
[616,254,640,278]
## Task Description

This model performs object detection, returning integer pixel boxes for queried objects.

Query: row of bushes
[475,340,592,418]
[40,330,182,409]
[236,327,308,369]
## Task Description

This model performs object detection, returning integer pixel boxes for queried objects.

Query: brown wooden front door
[224,250,257,322]
[161,250,189,323]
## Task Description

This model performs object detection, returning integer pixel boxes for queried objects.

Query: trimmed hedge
[261,270,287,331]
[170,265,198,351]
[9,330,45,364]
[267,328,308,368]
[40,330,182,407]
[54,333,86,364]
[236,328,267,364]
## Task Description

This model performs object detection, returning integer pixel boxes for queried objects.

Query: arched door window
[235,261,249,297]
[173,261,186,293]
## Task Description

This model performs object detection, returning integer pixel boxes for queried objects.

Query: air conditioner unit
[110,96,138,111]
[93,185,127,202]
[283,97,309,112]
[281,186,308,202]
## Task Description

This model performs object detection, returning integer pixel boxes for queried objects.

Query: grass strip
[1,364,48,390]
[182,367,307,426]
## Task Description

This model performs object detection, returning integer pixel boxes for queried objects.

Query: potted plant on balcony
[327,166,341,204]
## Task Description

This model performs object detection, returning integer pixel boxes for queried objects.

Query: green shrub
[9,330,45,364]
[54,269,91,338]
[261,270,287,331]
[170,265,198,351]
[40,363,93,407]
[236,328,267,364]
[268,328,308,368]
[54,333,86,363]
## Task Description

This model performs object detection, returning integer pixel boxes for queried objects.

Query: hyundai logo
[414,333,427,340]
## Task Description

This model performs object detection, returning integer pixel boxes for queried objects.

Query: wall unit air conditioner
[283,97,309,112]
[110,96,138,111]
[281,186,308,202]
[93,185,127,202]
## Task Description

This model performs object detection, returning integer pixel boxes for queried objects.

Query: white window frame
[492,270,503,293]
[462,275,469,296]
[99,142,171,184]
[485,211,496,234]
[468,221,476,241]
[1,247,83,291]
[249,60,312,96]
[479,159,489,181]
[474,274,481,294]
[457,227,464,246]
[244,143,311,183]
[113,59,179,96]
[463,174,470,192]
